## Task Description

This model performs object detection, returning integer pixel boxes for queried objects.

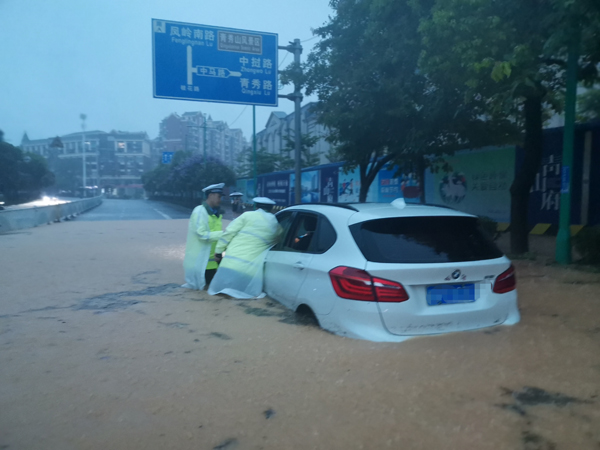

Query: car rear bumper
[317,292,520,343]
[317,299,413,342]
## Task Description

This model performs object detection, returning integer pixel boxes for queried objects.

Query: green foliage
[573,226,600,264]
[0,135,54,202]
[142,153,235,197]
[478,216,499,241]
[51,157,83,192]
[418,0,600,253]
[235,147,281,178]
[279,133,321,170]
[578,88,600,121]
[301,0,519,201]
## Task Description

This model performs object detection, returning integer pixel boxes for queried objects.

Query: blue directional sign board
[162,151,174,164]
[152,19,278,107]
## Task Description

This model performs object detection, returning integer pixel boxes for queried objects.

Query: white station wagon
[264,199,519,342]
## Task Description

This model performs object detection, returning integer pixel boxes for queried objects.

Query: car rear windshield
[349,216,503,263]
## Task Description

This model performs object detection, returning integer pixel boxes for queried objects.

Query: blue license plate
[427,284,476,305]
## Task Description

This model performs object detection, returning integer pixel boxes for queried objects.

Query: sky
[0,0,334,146]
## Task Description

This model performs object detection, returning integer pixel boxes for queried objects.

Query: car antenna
[391,198,406,209]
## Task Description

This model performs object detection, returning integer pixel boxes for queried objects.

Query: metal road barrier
[0,197,103,233]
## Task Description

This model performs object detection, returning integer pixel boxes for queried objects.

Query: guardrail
[0,196,103,233]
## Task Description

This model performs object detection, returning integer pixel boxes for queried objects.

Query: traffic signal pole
[278,39,303,205]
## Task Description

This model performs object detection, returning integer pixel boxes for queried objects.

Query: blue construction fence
[235,121,600,228]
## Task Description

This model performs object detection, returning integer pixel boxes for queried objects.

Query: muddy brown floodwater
[1,220,599,450]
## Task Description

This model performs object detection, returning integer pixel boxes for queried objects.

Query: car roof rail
[288,202,359,212]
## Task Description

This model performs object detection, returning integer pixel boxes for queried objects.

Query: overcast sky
[0,0,333,146]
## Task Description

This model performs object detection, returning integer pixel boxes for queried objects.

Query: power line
[229,106,248,127]
[301,35,318,43]
[278,52,290,68]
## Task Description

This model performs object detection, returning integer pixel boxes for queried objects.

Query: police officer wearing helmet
[182,183,225,290]
[208,197,282,299]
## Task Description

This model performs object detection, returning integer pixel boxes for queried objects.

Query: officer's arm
[195,209,223,242]
[216,214,246,253]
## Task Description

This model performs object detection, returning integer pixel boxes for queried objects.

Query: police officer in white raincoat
[182,183,225,290]
[208,197,282,299]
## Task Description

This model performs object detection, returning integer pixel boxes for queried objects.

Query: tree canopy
[142,152,236,197]
[418,0,600,253]
[299,0,600,252]
[0,132,54,203]
[302,0,518,202]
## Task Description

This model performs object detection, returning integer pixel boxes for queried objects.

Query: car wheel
[295,304,320,327]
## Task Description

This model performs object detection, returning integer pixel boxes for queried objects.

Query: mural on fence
[424,147,516,223]
[377,164,422,203]
[235,123,599,226]
[289,170,320,204]
[320,165,339,203]
[337,167,361,203]
[262,172,290,206]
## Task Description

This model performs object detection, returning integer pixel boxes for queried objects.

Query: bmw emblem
[452,270,461,280]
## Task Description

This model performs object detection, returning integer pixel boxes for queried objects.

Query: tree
[0,138,23,201]
[142,153,236,198]
[302,0,517,202]
[578,87,600,121]
[0,133,54,203]
[20,153,54,194]
[52,157,82,193]
[418,0,600,253]
[279,133,322,170]
[235,147,281,178]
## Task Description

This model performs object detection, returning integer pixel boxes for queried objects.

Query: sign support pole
[278,39,303,204]
[556,32,579,265]
[253,105,257,197]
[203,113,207,164]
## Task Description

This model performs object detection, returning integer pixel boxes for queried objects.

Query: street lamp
[80,113,87,197]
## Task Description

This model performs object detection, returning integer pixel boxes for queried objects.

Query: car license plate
[427,284,476,305]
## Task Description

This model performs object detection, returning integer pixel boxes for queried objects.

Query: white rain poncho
[208,209,282,299]
[182,204,223,290]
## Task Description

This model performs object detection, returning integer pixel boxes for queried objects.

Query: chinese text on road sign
[152,19,278,107]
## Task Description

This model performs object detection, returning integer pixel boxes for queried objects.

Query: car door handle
[293,262,305,270]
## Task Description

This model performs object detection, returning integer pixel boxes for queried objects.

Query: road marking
[154,209,172,220]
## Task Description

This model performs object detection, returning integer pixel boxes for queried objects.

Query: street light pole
[80,113,87,198]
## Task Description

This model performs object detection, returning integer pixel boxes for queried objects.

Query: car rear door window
[350,216,503,263]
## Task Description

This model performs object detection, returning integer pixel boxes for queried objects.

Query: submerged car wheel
[295,304,320,327]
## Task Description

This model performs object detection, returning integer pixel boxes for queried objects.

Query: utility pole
[80,113,87,198]
[555,32,580,265]
[278,39,303,204]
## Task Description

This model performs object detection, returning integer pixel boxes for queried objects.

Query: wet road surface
[0,218,599,449]
[76,199,194,221]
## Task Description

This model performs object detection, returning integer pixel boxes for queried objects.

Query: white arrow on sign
[187,46,242,85]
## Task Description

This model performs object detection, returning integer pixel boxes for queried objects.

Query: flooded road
[1,219,599,449]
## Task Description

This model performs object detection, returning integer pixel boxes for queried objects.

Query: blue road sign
[152,19,278,107]
[162,152,174,164]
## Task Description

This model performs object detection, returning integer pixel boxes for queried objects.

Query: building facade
[256,102,332,166]
[21,130,152,198]
[154,111,247,169]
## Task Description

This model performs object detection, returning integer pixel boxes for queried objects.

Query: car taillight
[329,266,409,302]
[493,264,516,294]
